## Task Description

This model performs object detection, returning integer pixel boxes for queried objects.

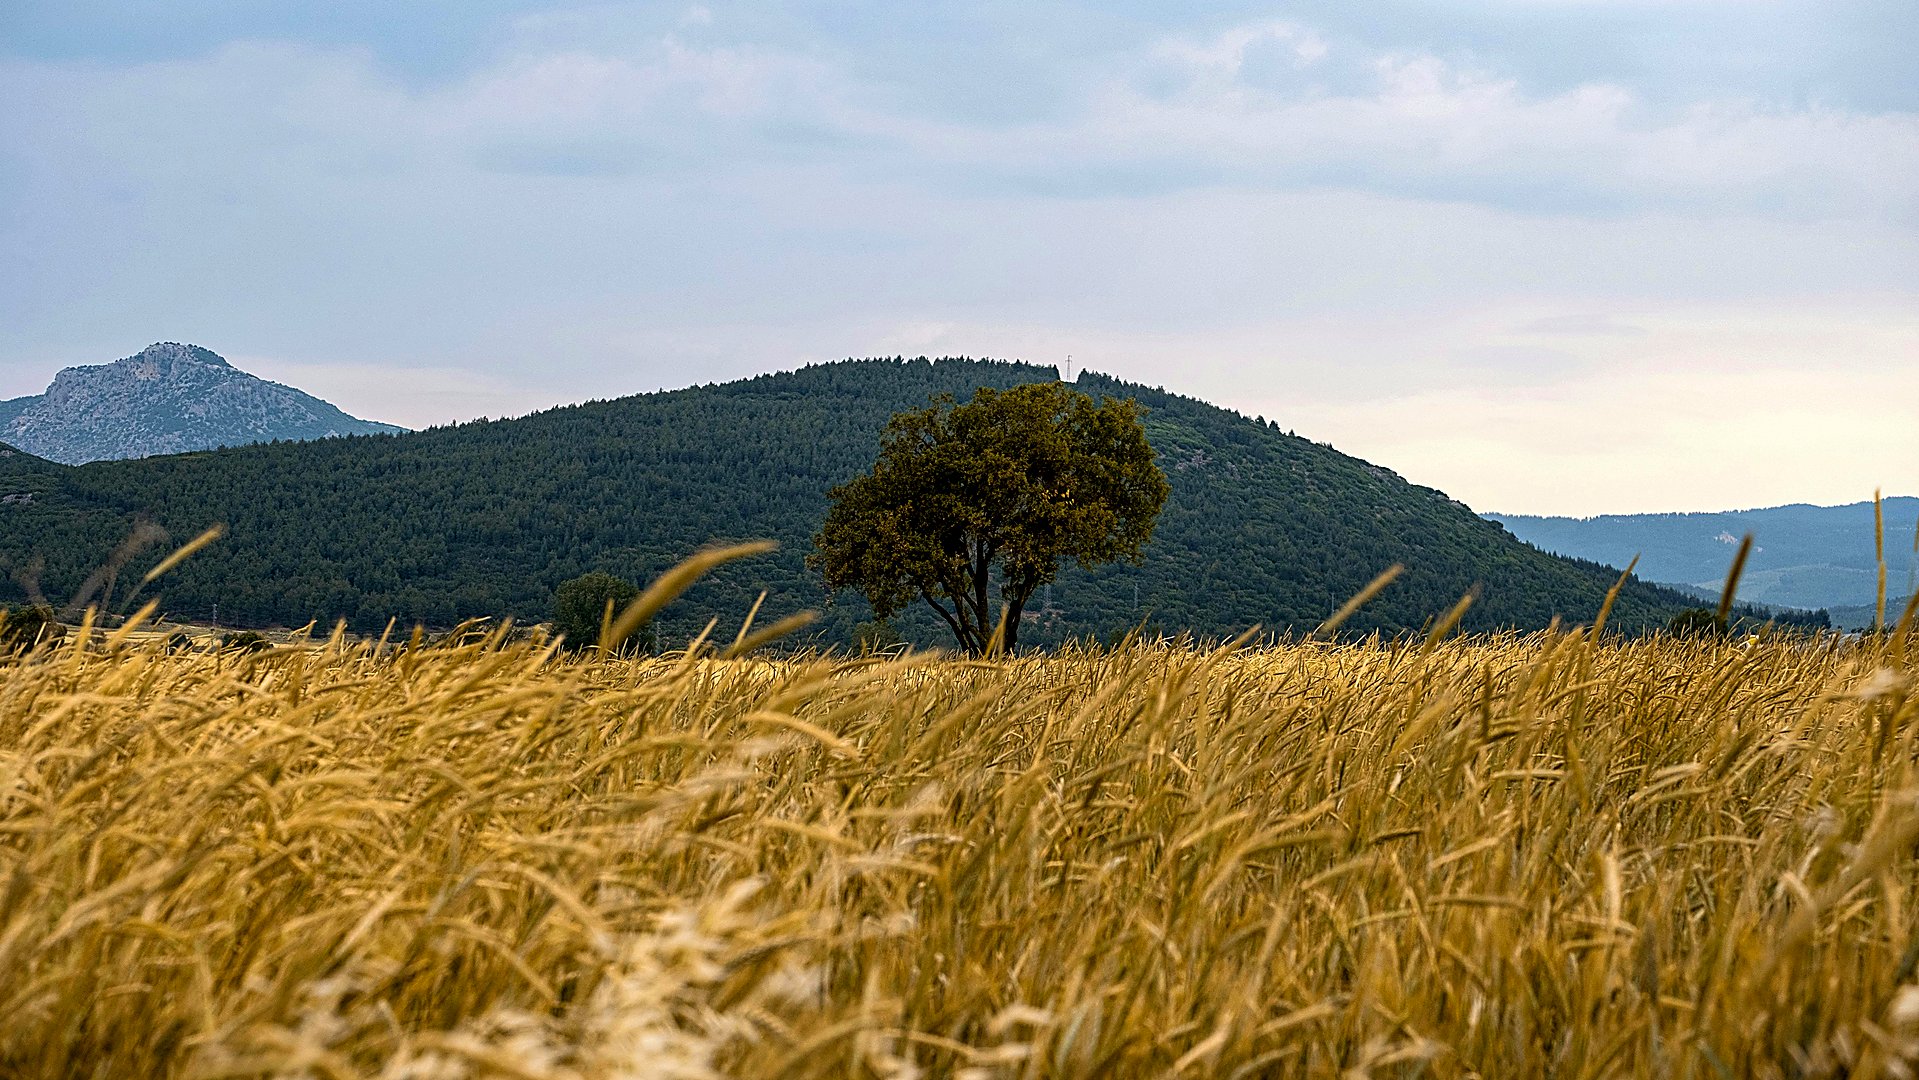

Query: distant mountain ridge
[0,357,1695,642]
[0,342,402,464]
[1490,499,1919,626]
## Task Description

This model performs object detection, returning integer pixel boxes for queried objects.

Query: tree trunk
[972,544,991,652]
[1001,582,1035,654]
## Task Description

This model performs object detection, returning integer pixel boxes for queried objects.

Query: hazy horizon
[4,1,1913,516]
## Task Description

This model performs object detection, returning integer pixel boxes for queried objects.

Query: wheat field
[3,601,1918,1078]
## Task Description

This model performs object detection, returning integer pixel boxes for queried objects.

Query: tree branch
[919,589,973,653]
[934,566,981,651]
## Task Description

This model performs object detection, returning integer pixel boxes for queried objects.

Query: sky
[1,1,1914,516]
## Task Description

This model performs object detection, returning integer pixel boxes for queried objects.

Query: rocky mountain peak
[0,343,402,464]
[121,342,233,379]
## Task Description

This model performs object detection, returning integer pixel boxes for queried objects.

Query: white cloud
[9,17,1910,217]
[450,37,836,130]
[1152,20,1330,80]
[1067,36,1915,218]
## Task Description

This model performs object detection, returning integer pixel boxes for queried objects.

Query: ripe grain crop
[3,602,1918,1077]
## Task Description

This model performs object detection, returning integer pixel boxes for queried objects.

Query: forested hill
[0,357,1693,644]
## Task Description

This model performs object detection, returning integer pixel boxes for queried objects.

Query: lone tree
[811,382,1169,655]
[553,571,654,653]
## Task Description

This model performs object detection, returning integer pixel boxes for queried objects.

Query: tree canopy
[811,383,1169,654]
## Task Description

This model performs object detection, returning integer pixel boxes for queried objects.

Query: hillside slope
[1491,499,1919,616]
[0,358,1692,643]
[0,342,403,464]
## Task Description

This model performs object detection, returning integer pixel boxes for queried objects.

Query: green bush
[1668,607,1729,638]
[852,618,904,654]
[553,572,652,653]
[0,605,65,652]
[219,630,270,653]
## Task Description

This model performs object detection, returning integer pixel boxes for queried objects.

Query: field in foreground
[3,622,1918,1078]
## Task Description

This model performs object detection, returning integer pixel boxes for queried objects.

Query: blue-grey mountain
[0,343,403,464]
[1490,500,1919,627]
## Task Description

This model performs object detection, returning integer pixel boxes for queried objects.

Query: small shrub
[0,604,65,652]
[1668,607,1729,638]
[852,618,904,654]
[553,572,653,653]
[219,630,270,653]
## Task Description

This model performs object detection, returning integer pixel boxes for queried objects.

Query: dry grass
[4,609,1918,1078]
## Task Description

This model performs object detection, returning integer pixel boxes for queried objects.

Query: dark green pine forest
[0,357,1695,645]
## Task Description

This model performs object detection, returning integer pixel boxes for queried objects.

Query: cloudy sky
[2,1,1913,515]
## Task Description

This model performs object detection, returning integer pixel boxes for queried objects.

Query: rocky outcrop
[0,343,403,464]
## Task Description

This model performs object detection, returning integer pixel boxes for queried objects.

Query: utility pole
[1065,354,1074,382]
